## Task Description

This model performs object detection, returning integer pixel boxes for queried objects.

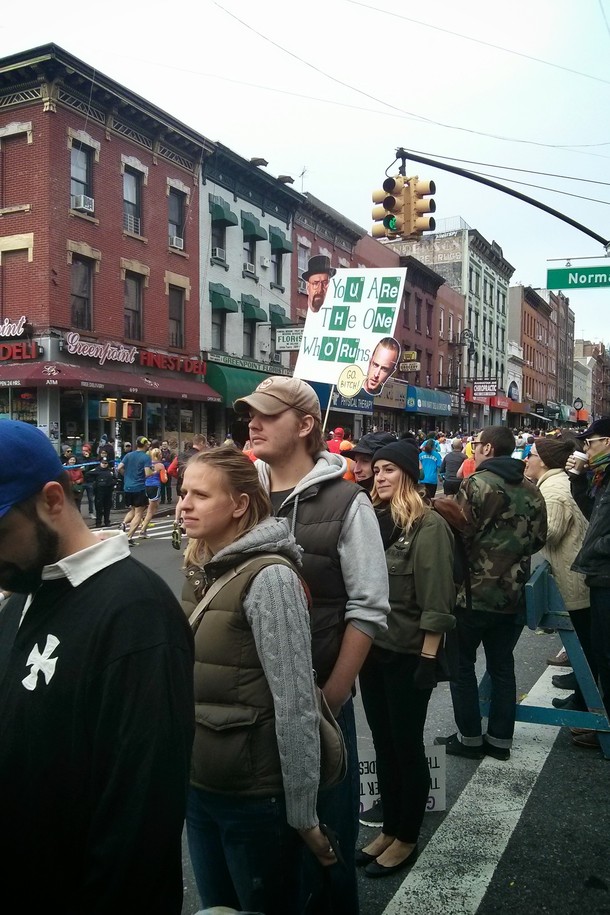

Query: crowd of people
[1,398,609,914]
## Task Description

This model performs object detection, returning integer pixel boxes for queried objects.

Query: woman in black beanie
[356,439,456,877]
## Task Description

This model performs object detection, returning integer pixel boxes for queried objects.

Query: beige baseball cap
[234,376,321,421]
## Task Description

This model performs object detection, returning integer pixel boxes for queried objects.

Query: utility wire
[348,0,610,92]
[212,1,610,153]
[460,169,610,206]
[599,0,610,38]
[408,149,610,187]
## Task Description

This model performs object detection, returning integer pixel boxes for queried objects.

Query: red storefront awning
[0,361,222,403]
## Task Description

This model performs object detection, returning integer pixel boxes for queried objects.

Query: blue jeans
[302,698,360,915]
[450,608,523,747]
[186,787,301,915]
[590,587,610,716]
[83,481,95,513]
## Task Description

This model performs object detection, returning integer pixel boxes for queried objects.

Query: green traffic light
[383,215,397,230]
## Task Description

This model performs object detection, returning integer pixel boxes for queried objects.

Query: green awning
[241,211,268,242]
[209,198,238,227]
[205,364,272,407]
[269,225,293,253]
[241,294,267,323]
[270,303,291,327]
[209,282,238,313]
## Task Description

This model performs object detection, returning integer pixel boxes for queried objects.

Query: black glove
[413,656,438,690]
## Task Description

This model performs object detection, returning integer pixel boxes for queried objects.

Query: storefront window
[10,388,38,424]
[61,391,87,449]
[146,401,163,443]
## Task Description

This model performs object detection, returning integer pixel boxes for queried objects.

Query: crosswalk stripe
[383,668,560,915]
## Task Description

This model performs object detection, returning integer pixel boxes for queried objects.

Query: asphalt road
[125,526,610,915]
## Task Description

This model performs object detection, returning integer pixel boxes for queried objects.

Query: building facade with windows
[508,285,553,425]
[575,340,610,422]
[0,43,220,452]
[389,217,515,428]
[200,143,303,443]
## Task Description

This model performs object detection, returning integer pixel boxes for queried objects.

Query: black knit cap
[351,432,396,459]
[372,439,420,484]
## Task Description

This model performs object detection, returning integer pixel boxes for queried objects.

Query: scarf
[588,451,610,495]
[375,507,402,550]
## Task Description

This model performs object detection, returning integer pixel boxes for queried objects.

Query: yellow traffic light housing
[99,398,117,419]
[405,177,437,237]
[371,175,407,238]
[122,401,143,421]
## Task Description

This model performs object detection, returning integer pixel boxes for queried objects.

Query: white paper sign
[294,267,407,398]
[358,743,446,814]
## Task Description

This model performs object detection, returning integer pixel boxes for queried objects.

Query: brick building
[0,43,220,453]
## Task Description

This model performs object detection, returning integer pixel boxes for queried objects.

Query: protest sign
[294,266,407,398]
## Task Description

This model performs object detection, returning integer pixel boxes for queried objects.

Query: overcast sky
[2,0,609,341]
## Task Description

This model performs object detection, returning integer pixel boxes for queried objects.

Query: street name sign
[547,265,610,290]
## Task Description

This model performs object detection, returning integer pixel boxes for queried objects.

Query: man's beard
[0,517,60,594]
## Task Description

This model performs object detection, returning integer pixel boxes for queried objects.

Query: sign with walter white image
[293,267,407,398]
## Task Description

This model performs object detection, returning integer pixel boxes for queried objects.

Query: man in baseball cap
[350,432,396,492]
[234,379,389,911]
[234,376,321,421]
[0,421,65,520]
[0,419,194,910]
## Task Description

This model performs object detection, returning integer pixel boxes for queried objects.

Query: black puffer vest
[278,478,361,686]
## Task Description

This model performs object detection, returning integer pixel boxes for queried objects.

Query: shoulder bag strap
[187,553,296,631]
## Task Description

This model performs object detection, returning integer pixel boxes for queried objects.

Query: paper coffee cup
[568,450,589,475]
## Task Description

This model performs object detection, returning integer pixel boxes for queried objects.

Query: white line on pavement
[383,668,561,915]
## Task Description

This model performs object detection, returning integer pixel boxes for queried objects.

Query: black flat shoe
[364,844,419,878]
[355,848,377,867]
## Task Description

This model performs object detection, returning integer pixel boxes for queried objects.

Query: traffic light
[98,399,117,419]
[405,177,436,237]
[371,175,407,238]
[122,401,142,420]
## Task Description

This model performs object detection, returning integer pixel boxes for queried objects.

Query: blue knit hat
[0,420,65,518]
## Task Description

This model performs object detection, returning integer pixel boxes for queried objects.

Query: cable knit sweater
[537,468,589,611]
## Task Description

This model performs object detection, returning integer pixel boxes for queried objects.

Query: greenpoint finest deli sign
[294,268,407,399]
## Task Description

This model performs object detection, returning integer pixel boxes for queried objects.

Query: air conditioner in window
[211,247,226,260]
[169,235,184,250]
[72,194,94,213]
[271,352,282,364]
[243,262,256,274]
[260,255,270,269]
[297,278,307,294]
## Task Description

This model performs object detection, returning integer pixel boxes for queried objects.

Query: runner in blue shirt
[118,436,152,545]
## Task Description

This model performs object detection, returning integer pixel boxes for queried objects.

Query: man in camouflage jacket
[437,426,547,761]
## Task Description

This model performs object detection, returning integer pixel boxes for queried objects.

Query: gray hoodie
[255,451,390,642]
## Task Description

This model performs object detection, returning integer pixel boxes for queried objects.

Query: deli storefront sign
[63,332,206,375]
[0,342,42,361]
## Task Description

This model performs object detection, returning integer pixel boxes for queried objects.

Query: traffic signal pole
[395,147,610,251]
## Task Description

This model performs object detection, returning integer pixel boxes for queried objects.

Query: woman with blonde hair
[356,439,455,878]
[180,446,335,913]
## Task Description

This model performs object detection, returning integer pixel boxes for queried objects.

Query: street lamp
[452,329,475,432]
